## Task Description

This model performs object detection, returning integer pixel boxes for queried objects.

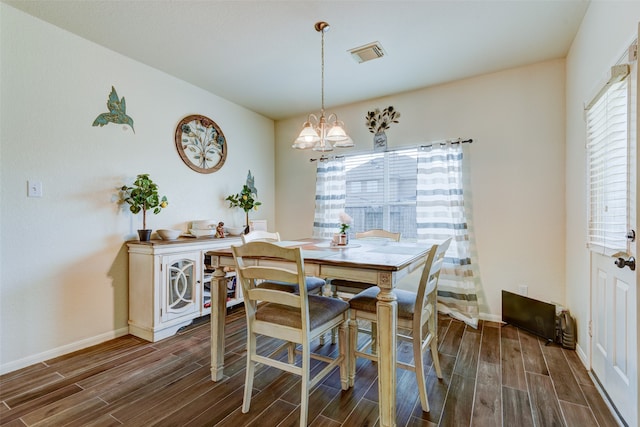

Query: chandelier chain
[291,21,353,151]
[321,27,325,114]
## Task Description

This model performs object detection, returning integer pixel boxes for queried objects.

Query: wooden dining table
[205,238,431,427]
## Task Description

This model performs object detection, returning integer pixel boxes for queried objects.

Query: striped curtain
[313,158,346,238]
[417,143,479,328]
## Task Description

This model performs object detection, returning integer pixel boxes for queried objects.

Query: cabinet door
[161,253,200,322]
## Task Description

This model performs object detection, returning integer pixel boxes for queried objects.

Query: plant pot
[138,229,152,241]
[338,233,348,246]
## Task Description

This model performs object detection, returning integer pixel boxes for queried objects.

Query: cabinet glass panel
[166,259,196,314]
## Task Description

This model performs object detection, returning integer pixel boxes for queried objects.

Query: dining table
[205,237,431,427]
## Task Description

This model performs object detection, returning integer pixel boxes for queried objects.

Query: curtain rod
[420,138,473,149]
[310,138,473,162]
[310,155,344,163]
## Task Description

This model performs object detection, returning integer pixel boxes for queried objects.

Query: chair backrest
[413,238,452,334]
[242,230,281,243]
[355,229,401,242]
[231,241,309,342]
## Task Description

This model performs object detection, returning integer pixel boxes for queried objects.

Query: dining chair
[241,230,281,243]
[348,237,451,412]
[355,229,401,241]
[232,241,350,426]
[241,230,325,295]
[324,229,401,345]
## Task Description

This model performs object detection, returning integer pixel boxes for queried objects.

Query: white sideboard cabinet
[127,236,242,342]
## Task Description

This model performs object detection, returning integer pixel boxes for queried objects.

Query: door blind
[586,76,629,254]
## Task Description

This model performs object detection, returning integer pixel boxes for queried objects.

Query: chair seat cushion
[258,276,325,293]
[257,295,349,330]
[348,286,417,320]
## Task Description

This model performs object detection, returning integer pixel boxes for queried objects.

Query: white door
[590,32,638,427]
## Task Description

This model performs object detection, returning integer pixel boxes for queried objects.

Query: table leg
[377,287,397,427]
[210,266,227,381]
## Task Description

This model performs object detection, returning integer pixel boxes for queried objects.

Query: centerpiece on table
[225,170,261,235]
[336,211,352,246]
[120,173,168,241]
[365,105,400,151]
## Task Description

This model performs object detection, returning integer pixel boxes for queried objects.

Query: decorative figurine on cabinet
[216,222,225,238]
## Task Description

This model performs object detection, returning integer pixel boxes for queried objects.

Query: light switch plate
[28,180,42,198]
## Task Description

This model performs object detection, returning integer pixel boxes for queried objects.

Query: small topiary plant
[120,173,168,230]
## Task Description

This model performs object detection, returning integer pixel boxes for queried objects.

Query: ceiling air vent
[349,41,386,64]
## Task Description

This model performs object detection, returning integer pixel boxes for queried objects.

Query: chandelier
[292,22,354,152]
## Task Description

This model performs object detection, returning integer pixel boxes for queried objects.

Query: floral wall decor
[92,86,135,133]
[174,115,226,173]
[365,106,400,151]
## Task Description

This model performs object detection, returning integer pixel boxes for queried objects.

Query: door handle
[614,256,636,271]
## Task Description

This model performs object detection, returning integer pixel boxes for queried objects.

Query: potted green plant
[120,173,168,241]
[225,184,261,234]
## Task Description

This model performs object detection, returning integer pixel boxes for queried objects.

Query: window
[325,142,479,326]
[343,148,418,239]
[586,66,630,255]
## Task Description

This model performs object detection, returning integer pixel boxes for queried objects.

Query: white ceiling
[4,0,589,120]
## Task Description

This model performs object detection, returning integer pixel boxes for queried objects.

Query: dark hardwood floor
[0,307,620,426]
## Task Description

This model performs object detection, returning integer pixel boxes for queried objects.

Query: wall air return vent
[348,41,386,63]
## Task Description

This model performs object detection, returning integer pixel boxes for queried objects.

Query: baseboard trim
[479,312,502,323]
[0,327,130,375]
[575,342,589,369]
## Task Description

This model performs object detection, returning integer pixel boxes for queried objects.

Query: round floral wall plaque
[174,114,227,173]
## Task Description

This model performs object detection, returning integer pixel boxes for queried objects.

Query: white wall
[565,4,640,365]
[0,4,275,373]
[275,59,567,320]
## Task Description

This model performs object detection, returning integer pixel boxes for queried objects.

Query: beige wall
[276,59,567,320]
[0,4,275,373]
[565,4,640,364]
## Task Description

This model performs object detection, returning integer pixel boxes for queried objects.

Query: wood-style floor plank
[438,321,464,357]
[479,325,500,365]
[471,382,501,426]
[309,415,341,427]
[438,373,475,427]
[526,372,565,426]
[453,331,481,379]
[502,386,534,427]
[476,361,500,386]
[579,383,621,427]
[559,401,598,426]
[562,347,592,386]
[500,332,526,391]
[342,397,379,426]
[0,310,619,427]
[410,352,458,425]
[518,329,549,376]
[540,343,588,406]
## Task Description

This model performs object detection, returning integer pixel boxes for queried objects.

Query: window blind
[586,77,629,254]
[343,148,418,238]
